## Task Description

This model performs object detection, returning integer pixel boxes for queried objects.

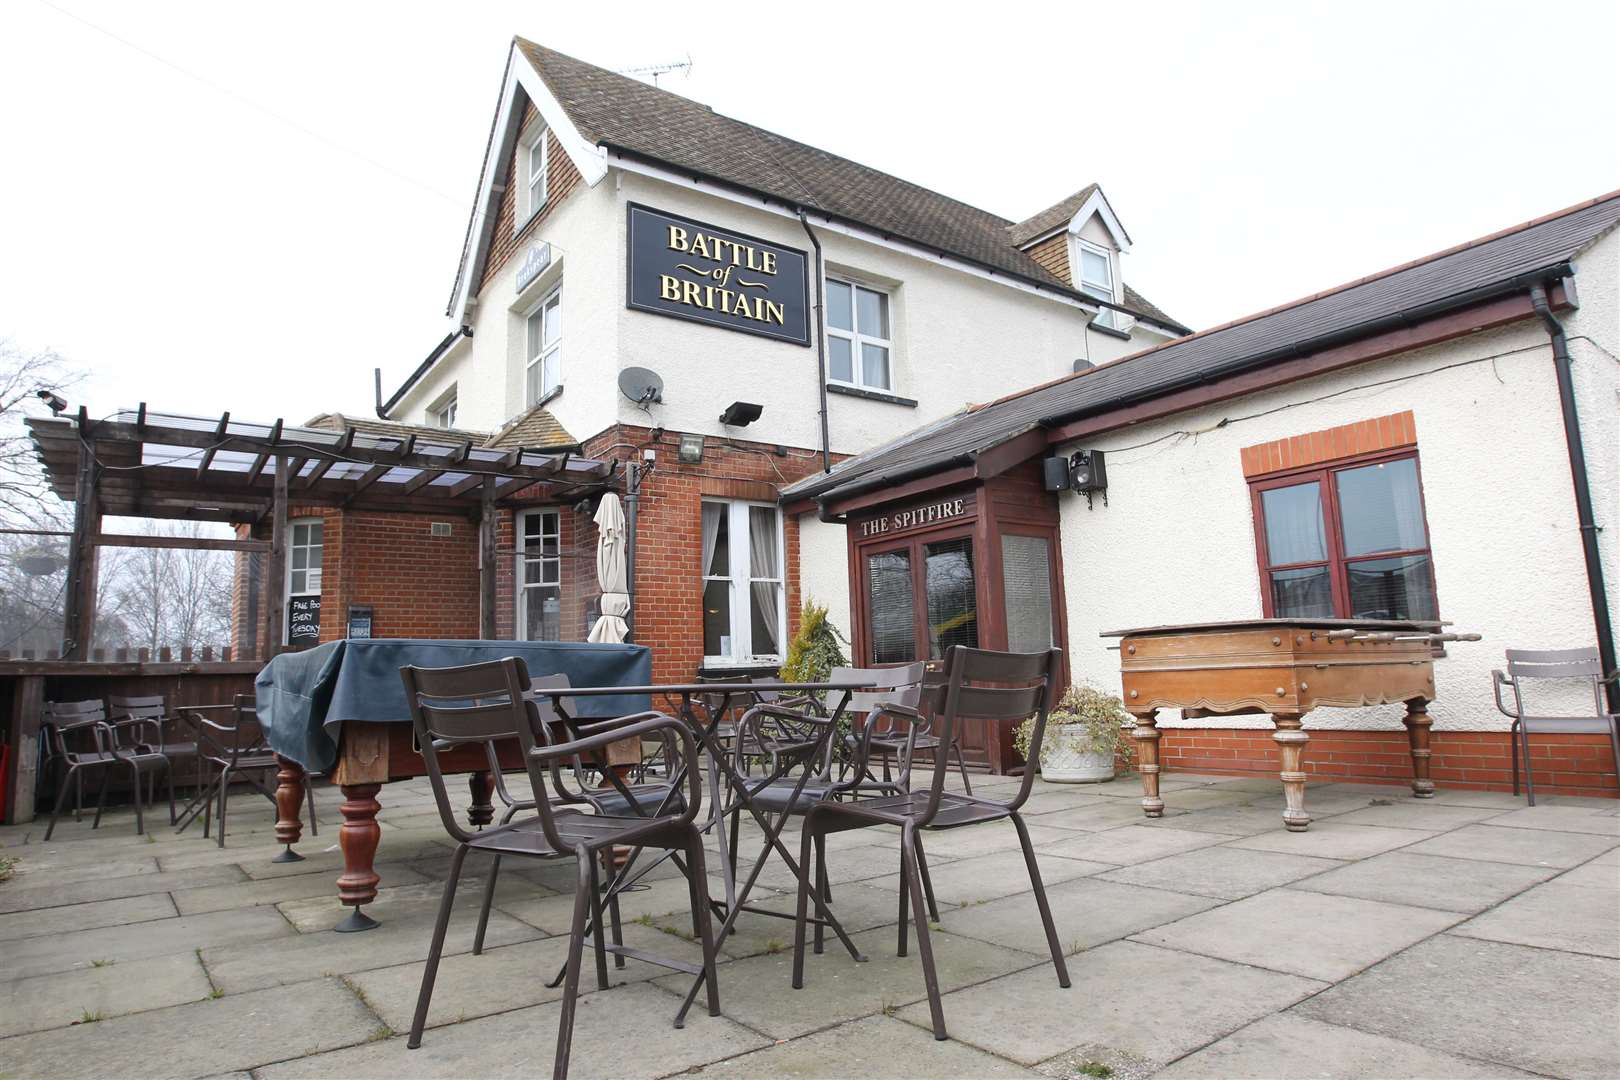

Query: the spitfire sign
[627,204,811,345]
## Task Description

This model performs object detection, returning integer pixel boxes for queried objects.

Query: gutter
[378,326,473,419]
[1530,281,1618,710]
[798,210,832,473]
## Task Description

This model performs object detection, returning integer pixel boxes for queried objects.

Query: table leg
[1403,698,1436,798]
[467,770,495,829]
[1129,709,1164,817]
[272,754,306,863]
[1273,714,1311,831]
[335,783,382,932]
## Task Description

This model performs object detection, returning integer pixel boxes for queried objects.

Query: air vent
[430,522,453,538]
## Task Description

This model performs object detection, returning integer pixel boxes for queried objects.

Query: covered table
[255,638,650,929]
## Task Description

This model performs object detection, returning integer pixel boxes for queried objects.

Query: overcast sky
[2,0,1615,426]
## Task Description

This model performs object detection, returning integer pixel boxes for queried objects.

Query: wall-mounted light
[677,433,705,463]
[718,401,763,427]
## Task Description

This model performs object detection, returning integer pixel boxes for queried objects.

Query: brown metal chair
[792,646,1071,1040]
[1493,646,1620,805]
[401,657,719,1080]
[42,699,174,840]
[850,666,974,794]
[108,694,203,801]
[174,695,316,848]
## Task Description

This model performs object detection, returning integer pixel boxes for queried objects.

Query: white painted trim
[701,498,787,666]
[447,42,609,327]
[824,276,894,393]
[514,507,563,641]
[1066,187,1132,252]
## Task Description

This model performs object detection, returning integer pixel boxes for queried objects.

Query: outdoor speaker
[1042,456,1072,492]
[1069,450,1107,493]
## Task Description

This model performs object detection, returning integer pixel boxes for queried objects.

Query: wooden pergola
[28,406,622,658]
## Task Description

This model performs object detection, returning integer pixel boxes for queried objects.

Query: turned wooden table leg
[1130,709,1164,818]
[1273,714,1311,831]
[1404,698,1436,798]
[467,770,495,829]
[335,783,382,932]
[272,754,306,863]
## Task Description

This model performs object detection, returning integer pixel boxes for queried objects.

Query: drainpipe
[798,210,832,472]
[1530,281,1618,710]
[623,460,639,643]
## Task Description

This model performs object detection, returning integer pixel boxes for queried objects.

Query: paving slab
[1288,851,1558,912]
[0,892,177,941]
[0,952,213,1038]
[1405,823,1618,868]
[0,862,245,914]
[1451,881,1620,957]
[939,876,1220,956]
[275,870,554,933]
[1426,788,1545,809]
[693,1013,1043,1078]
[1034,800,1177,832]
[1097,846,1341,900]
[1153,1013,1536,1078]
[202,908,540,994]
[1133,888,1462,981]
[863,849,1110,907]
[256,982,769,1080]
[1483,804,1620,836]
[868,820,1075,860]
[894,939,1323,1067]
[7,905,295,981]
[1555,857,1620,889]
[347,923,712,1033]
[748,879,911,935]
[1329,801,1508,831]
[751,840,950,893]
[1220,821,1435,860]
[172,861,434,915]
[1296,934,1620,1078]
[0,977,376,1079]
[1142,803,1293,836]
[1040,825,1225,865]
[0,852,159,884]
[499,873,739,935]
[657,924,1041,1040]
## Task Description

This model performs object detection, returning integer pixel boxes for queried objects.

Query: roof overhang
[1068,187,1131,252]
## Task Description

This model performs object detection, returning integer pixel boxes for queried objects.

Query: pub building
[786,191,1620,793]
[234,37,1187,684]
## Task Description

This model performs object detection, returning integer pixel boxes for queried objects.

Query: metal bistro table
[535,676,877,1026]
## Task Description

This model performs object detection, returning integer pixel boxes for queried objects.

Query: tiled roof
[483,402,577,450]
[1007,185,1099,246]
[514,39,1183,332]
[784,190,1620,506]
[305,413,489,443]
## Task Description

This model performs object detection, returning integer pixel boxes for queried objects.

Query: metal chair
[401,657,719,1080]
[848,666,974,794]
[1493,646,1620,805]
[42,699,174,840]
[175,696,316,847]
[792,646,1071,1040]
[108,694,202,801]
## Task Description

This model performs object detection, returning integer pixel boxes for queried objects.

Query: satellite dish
[618,366,665,407]
[1072,358,1095,374]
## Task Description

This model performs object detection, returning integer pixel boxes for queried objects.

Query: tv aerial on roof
[618,367,665,409]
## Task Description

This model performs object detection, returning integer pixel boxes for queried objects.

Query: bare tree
[98,521,233,654]
[0,338,80,527]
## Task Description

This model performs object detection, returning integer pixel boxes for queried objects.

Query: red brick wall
[476,102,583,297]
[1155,726,1618,799]
[1240,410,1416,477]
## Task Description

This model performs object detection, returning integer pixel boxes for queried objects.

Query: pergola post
[265,455,289,656]
[479,479,497,639]
[61,437,100,660]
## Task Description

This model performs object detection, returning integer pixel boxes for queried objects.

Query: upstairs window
[1250,451,1438,621]
[826,278,892,391]
[429,389,457,429]
[520,124,549,226]
[1076,238,1125,331]
[525,286,561,404]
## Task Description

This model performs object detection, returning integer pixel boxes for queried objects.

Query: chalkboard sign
[347,605,374,640]
[288,595,321,646]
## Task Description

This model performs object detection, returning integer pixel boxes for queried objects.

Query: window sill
[515,198,548,236]
[1087,319,1132,341]
[826,383,917,408]
[528,385,563,411]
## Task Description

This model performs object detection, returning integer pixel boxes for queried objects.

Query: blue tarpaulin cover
[255,639,652,771]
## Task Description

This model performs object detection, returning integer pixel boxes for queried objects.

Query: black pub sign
[626,204,810,345]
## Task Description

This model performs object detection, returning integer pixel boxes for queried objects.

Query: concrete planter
[1039,723,1117,783]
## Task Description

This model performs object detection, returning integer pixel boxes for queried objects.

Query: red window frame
[1248,447,1440,620]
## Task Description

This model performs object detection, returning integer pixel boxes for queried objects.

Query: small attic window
[519,122,549,228]
[1076,238,1127,332]
[429,387,458,429]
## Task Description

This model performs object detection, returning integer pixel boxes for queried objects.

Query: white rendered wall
[1055,238,1619,733]
[797,512,853,644]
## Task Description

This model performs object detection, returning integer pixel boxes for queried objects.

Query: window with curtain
[701,500,784,665]
[1251,451,1438,621]
[516,509,561,640]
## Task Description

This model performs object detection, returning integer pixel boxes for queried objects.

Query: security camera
[36,390,68,415]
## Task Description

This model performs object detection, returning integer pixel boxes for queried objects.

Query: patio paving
[0,770,1615,1079]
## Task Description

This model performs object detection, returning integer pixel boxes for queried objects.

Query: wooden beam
[449,473,485,497]
[4,675,44,824]
[266,455,289,656]
[342,463,390,504]
[400,467,441,496]
[479,479,497,639]
[246,449,272,485]
[61,442,100,660]
[302,457,337,488]
[94,532,271,553]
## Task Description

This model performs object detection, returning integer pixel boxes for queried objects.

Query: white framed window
[516,509,562,641]
[1076,238,1128,332]
[519,123,548,227]
[428,388,457,429]
[825,277,892,391]
[286,518,323,646]
[700,500,785,666]
[525,285,562,404]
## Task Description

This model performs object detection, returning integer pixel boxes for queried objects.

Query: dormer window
[519,123,549,227]
[1076,238,1124,331]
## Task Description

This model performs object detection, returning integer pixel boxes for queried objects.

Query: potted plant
[1014,683,1134,783]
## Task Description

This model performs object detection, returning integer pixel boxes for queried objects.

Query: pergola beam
[94,532,271,553]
